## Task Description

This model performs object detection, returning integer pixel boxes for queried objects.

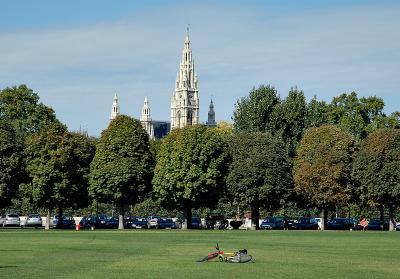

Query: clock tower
[170,28,199,130]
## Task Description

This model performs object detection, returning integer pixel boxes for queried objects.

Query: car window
[8,214,19,217]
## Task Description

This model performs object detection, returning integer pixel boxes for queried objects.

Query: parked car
[260,216,289,230]
[366,218,389,231]
[79,215,109,229]
[205,214,228,229]
[191,217,203,229]
[1,213,21,227]
[396,223,400,231]
[158,218,177,229]
[105,217,119,229]
[23,214,43,228]
[53,216,75,229]
[292,217,319,230]
[126,217,148,229]
[326,218,357,230]
[147,216,160,229]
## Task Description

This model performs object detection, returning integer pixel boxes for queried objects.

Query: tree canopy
[89,115,154,229]
[0,120,25,209]
[152,125,229,229]
[24,122,94,228]
[0,85,57,138]
[293,125,354,229]
[227,132,292,229]
[353,128,400,230]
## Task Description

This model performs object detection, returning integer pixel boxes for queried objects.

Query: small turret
[110,94,120,120]
[206,97,216,127]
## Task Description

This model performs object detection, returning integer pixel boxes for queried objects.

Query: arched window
[177,111,181,128]
[187,111,193,126]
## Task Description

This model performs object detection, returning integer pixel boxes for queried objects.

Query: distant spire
[206,96,216,128]
[140,96,154,139]
[110,93,120,120]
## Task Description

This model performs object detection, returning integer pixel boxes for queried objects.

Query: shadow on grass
[0,266,17,268]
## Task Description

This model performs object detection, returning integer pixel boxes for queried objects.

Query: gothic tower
[140,96,154,139]
[206,98,216,127]
[110,93,120,120]
[170,28,199,130]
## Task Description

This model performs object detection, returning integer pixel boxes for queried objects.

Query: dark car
[293,217,319,230]
[53,216,75,229]
[205,214,228,229]
[326,218,357,230]
[260,217,289,230]
[126,217,148,229]
[158,218,177,229]
[366,218,389,231]
[79,215,109,229]
[105,217,119,229]
[191,217,203,229]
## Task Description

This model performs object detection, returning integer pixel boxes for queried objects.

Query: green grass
[0,229,399,279]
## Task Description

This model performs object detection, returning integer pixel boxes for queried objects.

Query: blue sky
[1,1,399,136]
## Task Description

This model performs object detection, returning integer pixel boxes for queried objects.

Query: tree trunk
[379,205,384,231]
[320,207,326,231]
[57,205,63,229]
[181,206,192,230]
[250,203,260,230]
[388,205,396,232]
[45,208,51,230]
[118,203,125,230]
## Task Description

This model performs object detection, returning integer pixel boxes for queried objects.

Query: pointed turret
[206,97,216,127]
[140,96,154,139]
[110,93,120,120]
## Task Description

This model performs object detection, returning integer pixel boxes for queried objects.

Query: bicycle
[197,243,254,263]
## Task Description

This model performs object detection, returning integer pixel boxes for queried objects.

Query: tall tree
[293,125,354,230]
[271,87,307,157]
[25,123,94,229]
[305,96,329,129]
[353,129,400,231]
[89,115,154,229]
[152,125,229,229]
[227,132,292,230]
[233,85,280,132]
[0,85,57,138]
[0,120,24,210]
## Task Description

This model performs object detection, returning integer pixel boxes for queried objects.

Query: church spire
[110,93,120,121]
[206,97,216,127]
[171,28,199,130]
[140,96,154,139]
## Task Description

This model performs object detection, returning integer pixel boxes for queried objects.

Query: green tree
[327,92,388,141]
[233,85,280,132]
[0,120,24,210]
[89,115,154,229]
[227,132,292,230]
[353,129,400,231]
[305,96,329,129]
[293,125,354,230]
[0,85,57,138]
[25,123,94,229]
[152,125,229,229]
[271,87,307,157]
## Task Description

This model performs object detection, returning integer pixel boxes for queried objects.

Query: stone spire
[140,96,154,139]
[110,93,120,120]
[206,97,216,127]
[170,27,199,130]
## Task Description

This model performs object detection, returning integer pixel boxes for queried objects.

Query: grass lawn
[0,229,399,279]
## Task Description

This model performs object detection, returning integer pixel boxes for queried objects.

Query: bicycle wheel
[196,252,218,262]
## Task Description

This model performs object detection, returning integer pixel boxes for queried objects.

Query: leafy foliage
[0,120,25,209]
[294,125,354,220]
[233,85,280,133]
[152,125,229,228]
[227,132,292,229]
[353,129,400,230]
[0,85,57,138]
[89,115,154,228]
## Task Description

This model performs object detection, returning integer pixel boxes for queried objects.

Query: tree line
[1,85,399,230]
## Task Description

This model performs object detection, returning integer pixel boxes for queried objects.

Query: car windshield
[263,218,274,223]
[8,214,19,218]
